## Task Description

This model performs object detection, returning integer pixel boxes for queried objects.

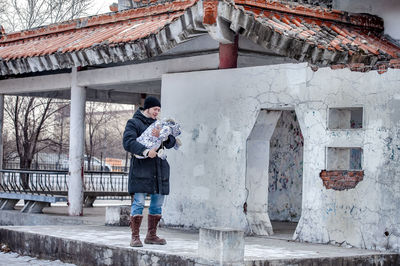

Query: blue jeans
[131,193,165,216]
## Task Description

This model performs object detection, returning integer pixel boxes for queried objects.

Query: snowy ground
[0,252,76,266]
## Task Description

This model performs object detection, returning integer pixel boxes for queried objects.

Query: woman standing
[123,96,176,247]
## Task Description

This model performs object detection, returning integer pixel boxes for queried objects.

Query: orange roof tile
[229,0,399,72]
[0,0,399,76]
[0,0,199,75]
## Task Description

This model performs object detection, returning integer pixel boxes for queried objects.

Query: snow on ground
[0,251,76,266]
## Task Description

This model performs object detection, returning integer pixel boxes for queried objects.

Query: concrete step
[0,225,398,266]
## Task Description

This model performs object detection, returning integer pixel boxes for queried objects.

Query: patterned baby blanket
[135,118,182,159]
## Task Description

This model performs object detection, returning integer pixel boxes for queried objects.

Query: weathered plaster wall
[268,111,303,222]
[161,63,400,252]
[295,65,400,253]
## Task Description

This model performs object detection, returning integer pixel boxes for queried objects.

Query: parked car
[59,156,112,171]
[85,156,112,171]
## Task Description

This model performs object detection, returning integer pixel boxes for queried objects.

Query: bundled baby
[135,118,182,160]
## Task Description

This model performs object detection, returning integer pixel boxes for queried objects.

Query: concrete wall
[161,63,400,252]
[268,111,303,222]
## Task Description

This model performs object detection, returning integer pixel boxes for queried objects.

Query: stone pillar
[245,110,282,235]
[219,35,238,69]
[68,67,86,216]
[0,94,3,170]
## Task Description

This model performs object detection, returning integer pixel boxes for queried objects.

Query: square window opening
[327,147,363,170]
[328,107,363,129]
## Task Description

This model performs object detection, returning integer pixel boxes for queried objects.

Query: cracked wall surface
[161,63,400,252]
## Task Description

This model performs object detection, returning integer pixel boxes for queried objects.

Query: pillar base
[246,211,274,236]
[105,205,130,226]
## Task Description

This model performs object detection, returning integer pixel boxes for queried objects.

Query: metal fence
[3,162,127,172]
[0,169,130,200]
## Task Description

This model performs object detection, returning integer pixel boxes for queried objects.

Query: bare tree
[0,0,92,178]
[0,0,92,32]
[4,97,68,186]
[85,102,114,171]
[0,0,6,16]
[51,102,70,168]
[2,129,18,166]
[106,108,134,158]
[84,103,136,171]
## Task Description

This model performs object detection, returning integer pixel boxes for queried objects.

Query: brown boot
[144,214,166,245]
[130,215,143,247]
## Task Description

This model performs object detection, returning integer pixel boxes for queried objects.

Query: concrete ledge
[251,255,400,266]
[0,226,398,266]
[0,228,196,266]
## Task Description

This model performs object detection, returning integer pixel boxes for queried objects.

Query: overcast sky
[90,0,117,15]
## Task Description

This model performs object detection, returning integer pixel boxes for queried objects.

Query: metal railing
[84,170,128,196]
[3,162,127,172]
[0,169,130,199]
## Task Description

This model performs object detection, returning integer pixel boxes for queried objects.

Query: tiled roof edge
[233,0,384,32]
[130,0,179,9]
[0,0,198,44]
[218,0,398,73]
[0,1,208,76]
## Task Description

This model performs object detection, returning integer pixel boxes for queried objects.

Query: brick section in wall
[319,170,364,191]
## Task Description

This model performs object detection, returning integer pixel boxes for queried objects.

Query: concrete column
[245,110,282,235]
[0,94,3,170]
[68,67,86,216]
[219,35,238,69]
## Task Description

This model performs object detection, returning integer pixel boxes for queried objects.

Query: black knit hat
[143,96,161,110]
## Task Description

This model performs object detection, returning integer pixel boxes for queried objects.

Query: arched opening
[245,109,303,237]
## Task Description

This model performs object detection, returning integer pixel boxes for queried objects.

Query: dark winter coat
[123,108,176,195]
